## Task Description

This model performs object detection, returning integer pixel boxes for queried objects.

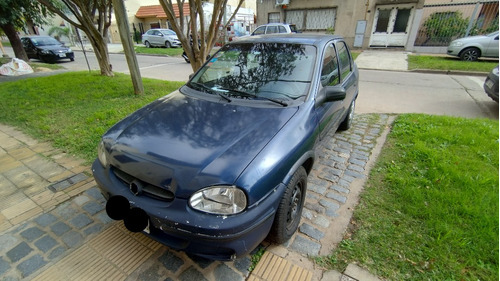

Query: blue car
[92,34,359,260]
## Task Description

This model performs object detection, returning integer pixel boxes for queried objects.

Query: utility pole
[112,0,144,95]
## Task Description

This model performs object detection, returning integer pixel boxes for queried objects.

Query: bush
[422,11,468,45]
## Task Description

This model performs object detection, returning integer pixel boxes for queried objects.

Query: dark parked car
[484,65,499,102]
[21,35,74,63]
[92,34,359,260]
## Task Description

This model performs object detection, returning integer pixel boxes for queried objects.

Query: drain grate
[48,173,89,192]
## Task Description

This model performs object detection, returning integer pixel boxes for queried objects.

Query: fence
[414,0,499,46]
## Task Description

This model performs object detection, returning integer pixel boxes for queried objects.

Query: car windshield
[487,31,499,37]
[289,25,298,33]
[190,43,316,102]
[31,37,61,46]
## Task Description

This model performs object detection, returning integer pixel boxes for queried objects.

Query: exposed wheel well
[302,157,314,175]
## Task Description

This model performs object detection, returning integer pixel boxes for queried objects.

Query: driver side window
[320,44,339,87]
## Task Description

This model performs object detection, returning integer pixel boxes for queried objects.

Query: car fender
[281,150,315,188]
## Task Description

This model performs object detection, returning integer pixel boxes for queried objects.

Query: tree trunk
[1,23,29,61]
[87,34,113,77]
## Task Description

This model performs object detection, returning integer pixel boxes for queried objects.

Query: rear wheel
[460,47,480,61]
[339,99,355,131]
[145,41,151,48]
[268,166,307,244]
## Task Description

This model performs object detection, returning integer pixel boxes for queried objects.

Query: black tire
[145,41,151,48]
[70,58,74,62]
[165,41,171,48]
[268,166,307,244]
[460,47,480,61]
[338,99,355,131]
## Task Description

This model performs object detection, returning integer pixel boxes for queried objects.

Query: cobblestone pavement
[0,113,391,281]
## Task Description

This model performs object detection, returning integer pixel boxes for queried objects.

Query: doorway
[369,5,414,47]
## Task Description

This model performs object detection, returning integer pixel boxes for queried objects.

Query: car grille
[111,166,175,202]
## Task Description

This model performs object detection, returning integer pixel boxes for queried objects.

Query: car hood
[104,90,298,198]
[454,34,490,43]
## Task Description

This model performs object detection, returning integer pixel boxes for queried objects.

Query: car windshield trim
[188,82,232,103]
[214,86,288,107]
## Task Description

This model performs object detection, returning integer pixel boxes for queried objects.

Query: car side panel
[485,35,499,57]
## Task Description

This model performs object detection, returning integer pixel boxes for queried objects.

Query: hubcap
[287,182,302,229]
[348,100,355,123]
[464,50,478,61]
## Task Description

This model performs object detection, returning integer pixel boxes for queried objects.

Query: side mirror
[317,85,346,105]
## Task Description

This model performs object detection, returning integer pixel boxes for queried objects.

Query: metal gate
[414,0,499,46]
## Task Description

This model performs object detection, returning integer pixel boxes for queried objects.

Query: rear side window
[320,43,339,87]
[336,41,352,81]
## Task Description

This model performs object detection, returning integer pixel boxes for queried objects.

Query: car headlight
[97,140,108,167]
[450,41,463,47]
[40,49,52,55]
[67,48,72,52]
[189,186,247,215]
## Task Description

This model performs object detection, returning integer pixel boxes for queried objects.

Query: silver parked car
[251,23,299,36]
[447,31,499,61]
[142,29,181,48]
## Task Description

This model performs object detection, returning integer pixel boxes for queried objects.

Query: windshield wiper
[215,86,288,107]
[188,82,232,102]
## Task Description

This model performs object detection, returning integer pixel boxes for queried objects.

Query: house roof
[135,4,190,19]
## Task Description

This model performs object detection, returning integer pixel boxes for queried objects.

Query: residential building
[256,0,498,52]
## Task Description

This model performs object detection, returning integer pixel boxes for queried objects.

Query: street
[1,48,498,120]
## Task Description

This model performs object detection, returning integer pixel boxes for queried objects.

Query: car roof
[21,35,53,39]
[228,34,344,48]
[258,23,295,26]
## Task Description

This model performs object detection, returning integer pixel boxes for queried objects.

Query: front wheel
[165,41,171,48]
[268,166,307,244]
[460,47,480,61]
[339,99,355,131]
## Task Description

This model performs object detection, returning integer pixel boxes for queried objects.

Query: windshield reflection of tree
[197,43,315,100]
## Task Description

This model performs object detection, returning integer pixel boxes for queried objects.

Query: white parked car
[251,23,299,36]
[447,31,499,61]
[142,29,181,48]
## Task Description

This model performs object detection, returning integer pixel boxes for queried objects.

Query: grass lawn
[408,55,497,73]
[0,57,65,72]
[134,46,184,57]
[315,114,499,280]
[0,72,184,163]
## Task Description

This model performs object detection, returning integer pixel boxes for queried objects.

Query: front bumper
[91,160,283,260]
[40,51,74,61]
[447,46,460,56]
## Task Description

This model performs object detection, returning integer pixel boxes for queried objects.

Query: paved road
[50,51,194,82]
[2,48,498,121]
[357,69,498,120]
[50,51,500,120]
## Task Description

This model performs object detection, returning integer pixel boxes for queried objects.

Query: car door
[485,33,499,57]
[316,42,343,139]
[21,38,36,59]
[152,30,163,46]
[335,40,357,111]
